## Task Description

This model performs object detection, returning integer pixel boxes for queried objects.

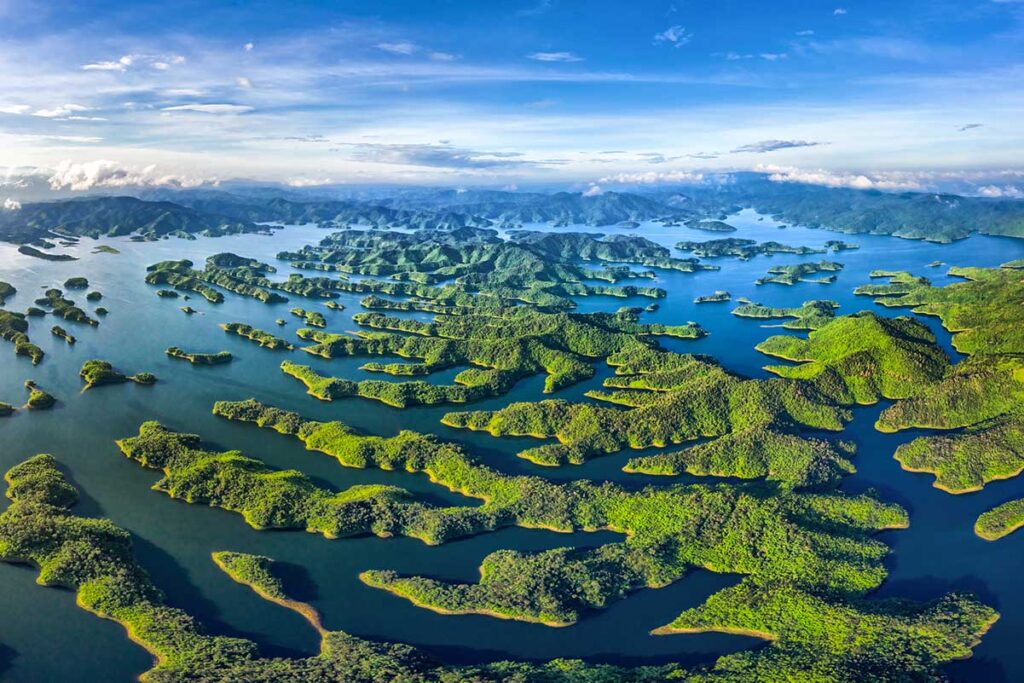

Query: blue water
[0,211,1021,681]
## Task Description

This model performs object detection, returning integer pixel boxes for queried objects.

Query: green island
[80,359,157,388]
[1,454,990,681]
[91,244,120,254]
[105,399,994,680]
[220,322,293,350]
[1,309,45,364]
[975,499,1024,541]
[755,260,844,286]
[35,288,99,326]
[283,307,704,409]
[274,228,706,311]
[694,290,731,304]
[685,219,737,232]
[731,299,838,330]
[675,237,825,259]
[290,307,326,327]
[86,290,102,301]
[853,264,1024,536]
[156,289,179,298]
[51,325,76,344]
[211,551,326,634]
[64,276,89,289]
[325,300,345,311]
[0,280,15,306]
[438,311,942,468]
[24,380,55,409]
[17,245,77,261]
[180,306,196,315]
[165,347,233,365]
[0,402,14,417]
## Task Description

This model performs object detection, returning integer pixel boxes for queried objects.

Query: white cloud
[3,198,21,210]
[162,103,253,114]
[761,165,925,191]
[47,160,212,191]
[376,41,418,55]
[582,184,602,196]
[796,30,815,36]
[527,51,583,62]
[0,104,31,114]
[653,25,693,47]
[760,53,788,61]
[244,42,254,51]
[81,54,134,72]
[599,171,705,184]
[977,184,1023,198]
[834,8,848,15]
[32,103,90,118]
[236,77,253,89]
[429,52,458,61]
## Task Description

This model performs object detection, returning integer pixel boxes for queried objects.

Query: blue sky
[0,0,1022,194]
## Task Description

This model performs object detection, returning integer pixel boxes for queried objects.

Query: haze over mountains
[3,173,1024,246]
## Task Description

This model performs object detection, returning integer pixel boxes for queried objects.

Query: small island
[221,322,293,350]
[166,346,233,365]
[694,290,731,304]
[24,380,55,409]
[51,325,76,344]
[80,359,157,388]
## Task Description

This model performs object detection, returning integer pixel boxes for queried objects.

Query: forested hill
[660,174,1024,243]
[0,196,258,243]
[3,176,1024,245]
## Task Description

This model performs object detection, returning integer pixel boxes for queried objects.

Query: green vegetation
[17,245,77,261]
[166,347,233,365]
[156,289,180,298]
[92,244,120,254]
[86,291,102,301]
[0,280,15,306]
[290,308,326,328]
[755,313,948,403]
[286,307,703,408]
[854,266,1024,531]
[181,306,196,315]
[1,310,44,364]
[5,452,931,683]
[95,306,108,316]
[220,322,293,350]
[35,288,98,325]
[325,300,345,311]
[276,228,700,311]
[80,359,157,389]
[676,238,823,260]
[686,219,736,232]
[755,260,843,285]
[212,551,287,600]
[24,380,55,409]
[975,499,1024,540]
[200,399,996,679]
[694,291,731,304]
[64,277,89,289]
[0,402,14,417]
[732,299,838,330]
[146,252,343,304]
[0,195,259,243]
[51,325,76,344]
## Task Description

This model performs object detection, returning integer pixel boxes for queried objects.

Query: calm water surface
[0,212,1021,681]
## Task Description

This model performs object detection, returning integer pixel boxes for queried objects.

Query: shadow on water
[275,560,321,604]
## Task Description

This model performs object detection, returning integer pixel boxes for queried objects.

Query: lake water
[0,211,1022,681]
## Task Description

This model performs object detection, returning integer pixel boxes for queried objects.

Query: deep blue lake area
[1,211,1022,682]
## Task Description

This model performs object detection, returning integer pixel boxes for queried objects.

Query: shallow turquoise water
[0,213,1021,681]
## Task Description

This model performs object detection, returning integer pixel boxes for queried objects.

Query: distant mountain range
[2,173,1023,245]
